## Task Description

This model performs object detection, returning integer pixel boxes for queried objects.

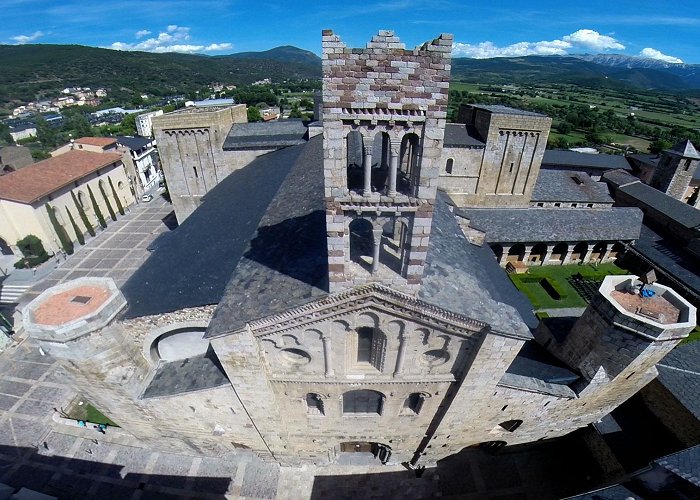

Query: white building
[135,110,164,138]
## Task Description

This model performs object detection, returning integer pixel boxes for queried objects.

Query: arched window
[343,390,383,415]
[403,393,424,415]
[77,191,87,208]
[346,131,364,191]
[446,158,454,174]
[498,420,522,432]
[306,393,324,415]
[349,218,374,270]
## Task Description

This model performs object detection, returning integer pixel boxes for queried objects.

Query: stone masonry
[322,30,452,294]
[649,140,700,201]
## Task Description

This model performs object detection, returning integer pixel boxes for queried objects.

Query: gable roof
[542,150,632,171]
[223,120,308,150]
[117,136,152,151]
[0,150,122,204]
[618,181,700,229]
[532,169,613,203]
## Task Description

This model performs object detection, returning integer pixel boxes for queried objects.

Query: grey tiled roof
[499,341,578,398]
[223,120,308,150]
[601,168,639,188]
[443,123,485,148]
[656,342,700,420]
[618,181,700,229]
[141,352,230,399]
[667,139,700,160]
[420,192,537,336]
[542,150,632,171]
[654,444,700,487]
[471,104,545,117]
[116,136,152,151]
[532,170,613,203]
[206,135,328,338]
[463,207,643,243]
[121,142,305,319]
[633,224,700,298]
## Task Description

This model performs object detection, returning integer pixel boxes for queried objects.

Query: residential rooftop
[76,136,117,148]
[0,150,123,204]
[542,150,632,171]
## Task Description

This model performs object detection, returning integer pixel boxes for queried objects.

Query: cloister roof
[464,207,643,243]
[532,169,613,204]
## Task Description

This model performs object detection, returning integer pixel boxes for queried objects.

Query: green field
[509,263,628,310]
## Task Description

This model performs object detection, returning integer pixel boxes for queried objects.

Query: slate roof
[654,444,700,487]
[463,207,643,243]
[205,135,328,337]
[532,170,613,203]
[205,140,536,338]
[142,351,230,399]
[0,150,122,204]
[618,181,700,229]
[667,139,700,160]
[117,136,152,151]
[418,192,537,336]
[223,120,308,150]
[601,168,639,188]
[632,224,700,299]
[120,143,305,319]
[472,104,545,117]
[542,150,632,171]
[443,123,485,148]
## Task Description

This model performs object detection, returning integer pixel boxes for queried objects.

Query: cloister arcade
[490,241,626,267]
[348,216,411,276]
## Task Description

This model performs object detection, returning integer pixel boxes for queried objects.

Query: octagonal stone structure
[599,275,696,340]
[22,277,126,342]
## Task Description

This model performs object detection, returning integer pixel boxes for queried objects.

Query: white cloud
[110,25,231,54]
[640,47,683,64]
[453,40,570,58]
[562,29,625,51]
[453,29,625,58]
[11,30,44,44]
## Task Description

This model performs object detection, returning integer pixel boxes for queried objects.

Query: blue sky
[2,0,699,63]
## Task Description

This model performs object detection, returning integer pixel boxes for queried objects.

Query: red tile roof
[0,150,122,204]
[76,137,117,147]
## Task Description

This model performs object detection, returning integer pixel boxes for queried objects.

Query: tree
[119,113,137,135]
[649,138,672,154]
[108,177,125,215]
[557,121,573,135]
[66,113,93,138]
[247,106,262,122]
[98,182,117,221]
[45,204,74,255]
[71,191,95,237]
[88,185,107,228]
[35,117,58,149]
[66,208,85,245]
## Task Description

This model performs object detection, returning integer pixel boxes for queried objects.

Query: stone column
[582,244,593,264]
[387,141,400,196]
[523,245,532,264]
[321,334,334,377]
[562,247,572,265]
[601,244,613,263]
[394,333,407,376]
[371,228,383,274]
[500,246,511,267]
[363,136,373,195]
[543,245,553,266]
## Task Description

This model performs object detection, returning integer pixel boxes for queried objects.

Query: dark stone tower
[650,139,700,200]
[321,29,453,294]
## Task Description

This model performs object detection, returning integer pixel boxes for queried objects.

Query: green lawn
[509,263,628,310]
[680,326,700,345]
[64,397,119,427]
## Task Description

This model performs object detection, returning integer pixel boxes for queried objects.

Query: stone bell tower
[321,29,453,294]
[650,139,700,200]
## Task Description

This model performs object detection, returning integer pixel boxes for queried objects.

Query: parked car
[141,194,154,203]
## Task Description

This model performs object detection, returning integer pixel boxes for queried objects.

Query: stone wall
[650,153,699,200]
[437,146,484,195]
[153,105,249,223]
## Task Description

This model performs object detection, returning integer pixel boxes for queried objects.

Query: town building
[51,136,119,157]
[135,110,164,138]
[0,150,134,256]
[116,136,159,193]
[19,30,696,471]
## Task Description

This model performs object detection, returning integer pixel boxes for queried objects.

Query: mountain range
[1,44,699,111]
